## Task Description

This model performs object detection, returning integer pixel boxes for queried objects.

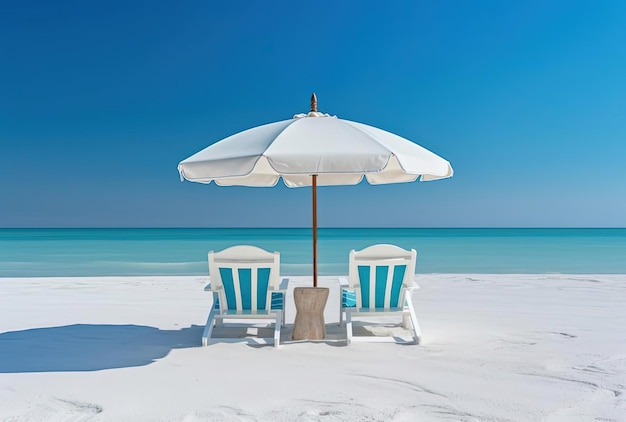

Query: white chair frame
[340,244,421,345]
[203,245,287,348]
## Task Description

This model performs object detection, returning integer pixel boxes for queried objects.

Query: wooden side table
[292,287,329,340]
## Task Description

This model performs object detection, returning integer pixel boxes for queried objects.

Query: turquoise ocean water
[1,228,625,277]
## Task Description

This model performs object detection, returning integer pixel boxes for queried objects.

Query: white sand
[0,274,624,421]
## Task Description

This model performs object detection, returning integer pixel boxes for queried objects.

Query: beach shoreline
[1,274,624,421]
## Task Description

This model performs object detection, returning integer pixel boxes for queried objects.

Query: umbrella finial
[310,92,317,112]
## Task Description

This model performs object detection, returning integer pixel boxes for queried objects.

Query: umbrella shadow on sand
[0,324,203,373]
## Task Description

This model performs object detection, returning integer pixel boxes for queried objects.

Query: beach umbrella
[178,94,453,287]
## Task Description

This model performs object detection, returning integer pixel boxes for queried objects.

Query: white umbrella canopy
[178,94,453,286]
[178,109,453,187]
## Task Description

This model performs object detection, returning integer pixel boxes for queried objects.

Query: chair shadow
[0,324,203,373]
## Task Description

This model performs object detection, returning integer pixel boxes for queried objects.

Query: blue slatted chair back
[209,246,282,312]
[346,244,417,310]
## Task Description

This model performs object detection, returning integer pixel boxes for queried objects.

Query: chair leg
[405,295,421,344]
[282,293,286,326]
[338,289,343,326]
[345,310,353,346]
[274,310,282,348]
[212,293,224,327]
[202,307,217,347]
[402,315,411,329]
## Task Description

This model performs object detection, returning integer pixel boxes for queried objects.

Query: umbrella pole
[312,174,318,288]
[292,172,328,340]
[311,93,319,289]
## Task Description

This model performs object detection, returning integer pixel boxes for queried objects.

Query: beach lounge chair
[340,244,421,345]
[202,245,287,347]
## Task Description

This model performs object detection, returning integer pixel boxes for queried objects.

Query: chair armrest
[404,283,420,290]
[340,278,360,288]
[410,277,421,290]
[204,283,223,292]
[269,278,289,294]
[277,277,290,291]
[339,277,360,290]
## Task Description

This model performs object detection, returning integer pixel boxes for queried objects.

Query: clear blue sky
[1,1,625,228]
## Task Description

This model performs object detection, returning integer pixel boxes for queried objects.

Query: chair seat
[216,309,279,317]
[345,307,408,315]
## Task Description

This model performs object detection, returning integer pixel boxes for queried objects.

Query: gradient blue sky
[1,1,625,228]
